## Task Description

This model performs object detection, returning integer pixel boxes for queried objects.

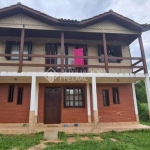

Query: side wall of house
[0,83,31,123]
[90,83,136,123]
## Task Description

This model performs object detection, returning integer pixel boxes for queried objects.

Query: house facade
[0,3,150,132]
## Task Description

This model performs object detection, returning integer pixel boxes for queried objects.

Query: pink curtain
[73,48,84,65]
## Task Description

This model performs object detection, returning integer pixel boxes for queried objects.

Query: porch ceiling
[0,28,139,44]
[0,72,145,84]
[0,76,31,83]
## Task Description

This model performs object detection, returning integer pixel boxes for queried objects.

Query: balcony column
[61,31,65,72]
[92,76,99,128]
[29,76,36,132]
[86,83,91,123]
[35,82,39,123]
[102,33,109,73]
[138,35,148,74]
[18,28,25,73]
[132,83,139,122]
[145,74,150,118]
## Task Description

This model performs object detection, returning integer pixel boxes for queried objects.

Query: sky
[0,0,150,73]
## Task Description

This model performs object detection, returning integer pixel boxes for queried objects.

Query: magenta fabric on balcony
[73,48,84,65]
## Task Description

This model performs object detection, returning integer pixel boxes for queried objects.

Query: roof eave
[141,24,150,32]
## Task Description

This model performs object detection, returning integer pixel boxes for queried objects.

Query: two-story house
[0,3,150,133]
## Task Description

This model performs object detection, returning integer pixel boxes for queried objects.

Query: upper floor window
[98,45,122,63]
[5,41,32,60]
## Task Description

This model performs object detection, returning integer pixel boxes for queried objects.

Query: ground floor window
[8,85,14,102]
[102,90,110,106]
[112,87,119,104]
[64,87,84,107]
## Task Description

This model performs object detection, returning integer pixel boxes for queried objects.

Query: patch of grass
[44,130,150,150]
[58,132,67,141]
[0,132,44,150]
[86,133,94,140]
[137,102,150,126]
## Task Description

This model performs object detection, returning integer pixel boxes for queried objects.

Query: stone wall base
[88,115,91,123]
[29,111,35,133]
[93,110,99,128]
[136,114,139,122]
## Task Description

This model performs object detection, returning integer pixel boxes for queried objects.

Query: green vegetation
[44,130,150,150]
[135,80,150,125]
[0,132,44,150]
[135,80,147,103]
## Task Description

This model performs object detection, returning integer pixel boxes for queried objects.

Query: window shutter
[28,42,32,61]
[5,41,11,60]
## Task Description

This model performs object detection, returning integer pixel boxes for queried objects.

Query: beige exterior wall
[0,37,132,73]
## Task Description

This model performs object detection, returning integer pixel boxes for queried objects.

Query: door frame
[44,87,61,124]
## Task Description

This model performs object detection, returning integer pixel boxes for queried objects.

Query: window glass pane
[74,89,78,94]
[70,89,73,94]
[17,87,23,105]
[113,87,119,104]
[66,89,69,94]
[78,89,82,94]
[68,46,75,69]
[66,101,69,106]
[70,95,73,100]
[11,44,29,60]
[23,45,29,60]
[79,95,82,100]
[75,101,79,106]
[75,95,78,100]
[57,46,61,65]
[102,90,109,106]
[70,101,73,106]
[57,46,65,66]
[79,101,83,106]
[66,95,69,100]
[57,46,61,55]
[107,46,121,62]
[8,85,14,102]
[11,45,19,60]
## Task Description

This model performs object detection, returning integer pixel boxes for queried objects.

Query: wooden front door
[44,88,61,124]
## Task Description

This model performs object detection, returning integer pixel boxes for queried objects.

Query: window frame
[64,87,85,108]
[5,41,32,61]
[102,89,110,106]
[112,87,120,104]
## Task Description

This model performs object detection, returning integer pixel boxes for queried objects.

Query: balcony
[0,28,147,74]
